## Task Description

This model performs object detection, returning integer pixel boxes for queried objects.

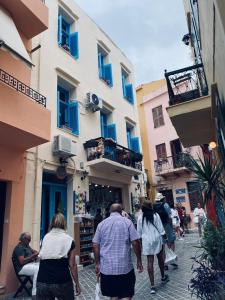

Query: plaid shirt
[93,212,139,275]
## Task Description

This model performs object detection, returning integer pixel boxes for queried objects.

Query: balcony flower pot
[104,138,116,147]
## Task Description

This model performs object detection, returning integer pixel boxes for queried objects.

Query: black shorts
[100,269,136,298]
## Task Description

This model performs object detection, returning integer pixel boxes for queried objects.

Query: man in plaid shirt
[93,203,143,299]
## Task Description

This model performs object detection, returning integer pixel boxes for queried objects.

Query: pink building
[137,80,202,220]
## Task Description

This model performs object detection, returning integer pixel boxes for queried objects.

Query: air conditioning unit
[86,92,102,112]
[53,135,77,158]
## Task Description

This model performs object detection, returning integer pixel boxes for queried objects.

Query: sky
[75,0,192,85]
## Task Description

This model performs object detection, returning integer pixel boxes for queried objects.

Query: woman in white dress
[137,201,169,294]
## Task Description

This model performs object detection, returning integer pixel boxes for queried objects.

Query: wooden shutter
[126,84,134,104]
[156,143,167,160]
[104,64,113,87]
[58,15,63,45]
[69,101,79,135]
[152,106,164,128]
[107,123,117,141]
[122,73,126,98]
[131,137,140,153]
[69,32,79,59]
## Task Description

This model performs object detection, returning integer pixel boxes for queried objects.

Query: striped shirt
[93,212,139,275]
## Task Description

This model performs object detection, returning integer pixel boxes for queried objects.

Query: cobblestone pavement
[1,233,199,300]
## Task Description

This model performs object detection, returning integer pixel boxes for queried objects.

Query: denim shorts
[164,223,176,243]
[36,281,74,300]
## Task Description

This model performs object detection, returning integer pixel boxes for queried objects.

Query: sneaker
[161,274,169,283]
[178,238,184,241]
[150,286,156,294]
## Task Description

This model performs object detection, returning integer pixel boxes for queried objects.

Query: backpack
[153,202,168,224]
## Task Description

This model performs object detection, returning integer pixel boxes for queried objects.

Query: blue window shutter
[58,15,63,45]
[103,64,113,87]
[122,74,126,98]
[107,123,117,141]
[69,101,79,135]
[131,137,140,153]
[69,32,79,59]
[98,52,104,78]
[100,113,105,137]
[127,128,131,149]
[126,84,134,104]
[57,91,61,127]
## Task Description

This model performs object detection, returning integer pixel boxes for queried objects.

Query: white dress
[137,213,165,255]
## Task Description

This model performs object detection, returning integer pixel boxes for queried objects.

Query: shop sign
[176,196,186,203]
[175,188,186,194]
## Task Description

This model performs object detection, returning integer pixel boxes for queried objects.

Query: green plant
[185,155,225,226]
[190,222,225,299]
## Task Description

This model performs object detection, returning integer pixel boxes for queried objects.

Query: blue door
[40,184,67,240]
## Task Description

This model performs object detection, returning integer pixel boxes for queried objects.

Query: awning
[0,7,32,66]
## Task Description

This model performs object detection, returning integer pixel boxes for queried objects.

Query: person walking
[93,203,143,300]
[12,232,39,298]
[171,204,183,240]
[36,213,81,300]
[193,202,206,237]
[137,201,169,294]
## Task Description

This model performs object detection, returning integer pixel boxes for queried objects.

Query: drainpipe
[32,35,42,249]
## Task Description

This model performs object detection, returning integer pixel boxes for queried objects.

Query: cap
[155,192,165,202]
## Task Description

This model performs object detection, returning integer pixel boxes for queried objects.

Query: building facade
[0,0,50,294]
[23,0,144,265]
[137,80,202,220]
[166,0,225,164]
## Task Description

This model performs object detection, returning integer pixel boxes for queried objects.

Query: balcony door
[170,139,182,168]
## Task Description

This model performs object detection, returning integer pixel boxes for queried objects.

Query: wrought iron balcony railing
[165,63,208,106]
[84,137,143,171]
[0,69,46,107]
[154,153,190,174]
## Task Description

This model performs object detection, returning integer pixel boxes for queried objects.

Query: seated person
[12,232,39,297]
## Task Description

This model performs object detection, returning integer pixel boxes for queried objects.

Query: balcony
[0,69,51,150]
[154,153,191,178]
[0,0,48,39]
[165,64,214,147]
[84,138,143,179]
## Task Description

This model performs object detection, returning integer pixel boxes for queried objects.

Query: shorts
[36,281,74,300]
[100,269,136,298]
[164,223,176,243]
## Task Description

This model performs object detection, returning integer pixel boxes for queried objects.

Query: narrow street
[1,233,198,300]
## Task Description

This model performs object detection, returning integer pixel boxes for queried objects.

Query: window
[100,111,116,141]
[58,12,79,59]
[121,69,134,104]
[152,105,164,128]
[98,46,113,87]
[57,84,79,135]
[156,143,167,160]
[126,123,140,153]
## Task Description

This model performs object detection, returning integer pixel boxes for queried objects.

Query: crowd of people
[12,195,206,299]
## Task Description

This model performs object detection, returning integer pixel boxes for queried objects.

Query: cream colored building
[24,0,145,253]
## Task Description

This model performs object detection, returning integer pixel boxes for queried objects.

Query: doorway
[0,181,7,266]
[186,181,203,211]
[89,183,122,217]
[41,174,67,240]
[160,189,174,207]
[170,139,182,168]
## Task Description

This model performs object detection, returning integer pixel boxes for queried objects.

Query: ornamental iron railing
[0,69,46,107]
[154,153,190,174]
[165,63,208,106]
[84,137,142,171]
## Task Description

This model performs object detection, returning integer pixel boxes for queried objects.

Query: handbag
[95,282,100,300]
[165,247,177,264]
